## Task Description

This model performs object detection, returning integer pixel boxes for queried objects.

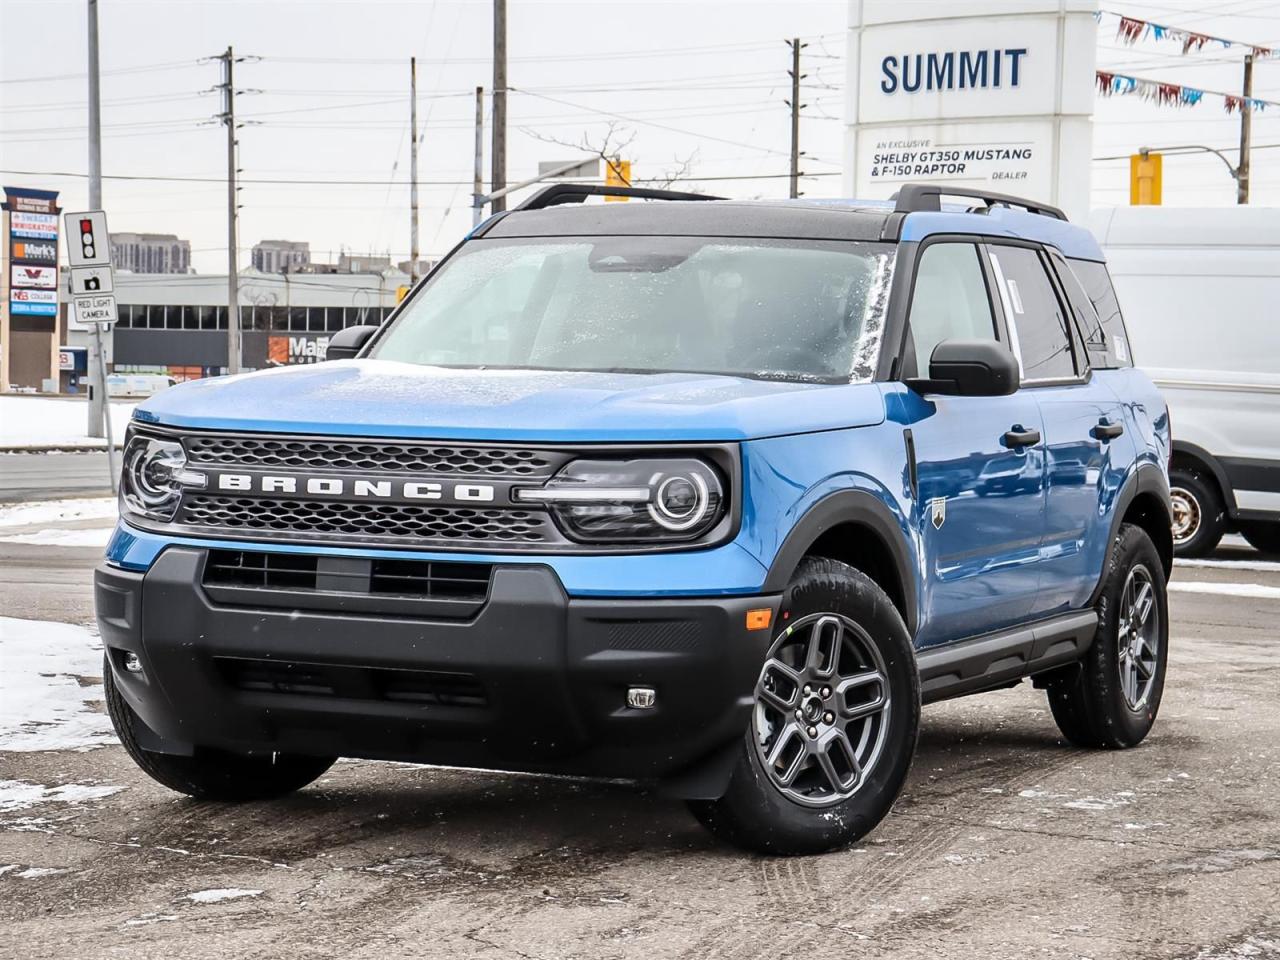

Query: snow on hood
[135,360,886,442]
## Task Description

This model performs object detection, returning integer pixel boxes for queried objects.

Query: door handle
[1092,419,1124,441]
[1003,425,1041,448]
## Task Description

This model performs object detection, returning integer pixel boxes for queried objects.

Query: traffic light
[605,158,632,201]
[79,217,98,259]
[1130,152,1162,205]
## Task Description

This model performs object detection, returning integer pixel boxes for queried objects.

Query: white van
[1089,207,1280,556]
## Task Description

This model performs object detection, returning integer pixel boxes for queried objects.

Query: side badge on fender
[930,497,946,530]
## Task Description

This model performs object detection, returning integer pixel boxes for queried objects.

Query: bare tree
[520,121,700,191]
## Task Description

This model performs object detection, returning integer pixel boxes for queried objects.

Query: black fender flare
[760,488,919,635]
[1171,440,1237,515]
[1089,461,1173,605]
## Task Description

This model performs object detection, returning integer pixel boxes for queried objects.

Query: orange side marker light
[746,608,773,631]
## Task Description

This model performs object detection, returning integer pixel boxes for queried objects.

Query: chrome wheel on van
[1169,486,1200,546]
[753,612,891,807]
[1117,564,1160,711]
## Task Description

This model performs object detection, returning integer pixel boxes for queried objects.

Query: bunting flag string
[1096,70,1276,113]
[1098,9,1278,60]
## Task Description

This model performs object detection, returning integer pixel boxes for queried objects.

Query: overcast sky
[2,0,1277,273]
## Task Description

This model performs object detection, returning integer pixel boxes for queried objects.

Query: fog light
[123,652,143,674]
[626,686,657,710]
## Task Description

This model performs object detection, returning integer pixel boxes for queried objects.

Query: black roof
[481,200,893,242]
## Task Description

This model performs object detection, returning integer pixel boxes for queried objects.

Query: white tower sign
[845,0,1098,219]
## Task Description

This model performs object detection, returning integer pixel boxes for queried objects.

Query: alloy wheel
[752,612,891,807]
[1117,564,1160,711]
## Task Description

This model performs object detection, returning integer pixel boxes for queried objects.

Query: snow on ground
[0,498,117,528]
[182,888,264,904]
[0,527,114,547]
[0,497,117,547]
[0,780,124,813]
[1168,581,1280,601]
[0,395,135,450]
[0,617,116,752]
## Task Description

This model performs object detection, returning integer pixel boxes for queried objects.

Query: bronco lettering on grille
[215,473,496,502]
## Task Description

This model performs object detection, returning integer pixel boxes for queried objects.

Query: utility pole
[1238,53,1253,205]
[409,57,420,281]
[473,86,485,227]
[491,0,507,212]
[218,47,242,373]
[786,37,806,200]
[85,0,107,440]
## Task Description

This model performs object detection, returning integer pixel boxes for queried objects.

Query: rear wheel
[105,657,336,801]
[688,558,919,856]
[1048,524,1168,749]
[1169,465,1226,558]
[1239,521,1280,557]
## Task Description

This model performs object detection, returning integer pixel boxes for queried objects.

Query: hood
[135,360,886,442]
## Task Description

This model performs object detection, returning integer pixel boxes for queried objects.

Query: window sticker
[1114,335,1128,363]
[1005,277,1025,315]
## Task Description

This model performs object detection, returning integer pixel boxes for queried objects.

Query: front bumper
[96,547,781,797]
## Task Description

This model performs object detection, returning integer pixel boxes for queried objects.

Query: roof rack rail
[891,183,1067,221]
[515,183,725,211]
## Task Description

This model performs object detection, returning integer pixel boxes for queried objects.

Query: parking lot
[0,496,1276,960]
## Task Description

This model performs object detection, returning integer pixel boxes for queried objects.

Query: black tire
[104,657,336,801]
[1239,521,1280,557]
[688,557,920,856]
[1169,465,1226,558]
[1047,524,1169,749]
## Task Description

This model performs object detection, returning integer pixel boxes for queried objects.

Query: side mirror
[324,325,379,361]
[909,339,1020,397]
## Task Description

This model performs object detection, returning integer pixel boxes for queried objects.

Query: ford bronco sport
[97,183,1173,855]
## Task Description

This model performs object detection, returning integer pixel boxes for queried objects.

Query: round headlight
[121,435,188,521]
[650,473,709,531]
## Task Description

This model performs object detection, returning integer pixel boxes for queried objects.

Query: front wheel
[1047,524,1169,749]
[105,657,336,801]
[688,558,920,856]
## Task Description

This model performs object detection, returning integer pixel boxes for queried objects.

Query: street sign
[69,265,114,296]
[64,211,110,267]
[72,294,117,328]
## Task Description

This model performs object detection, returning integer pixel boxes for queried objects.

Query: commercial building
[110,232,192,274]
[67,268,409,379]
[252,239,311,274]
[2,186,62,392]
[845,0,1097,219]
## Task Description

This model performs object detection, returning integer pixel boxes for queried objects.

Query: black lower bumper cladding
[95,548,780,799]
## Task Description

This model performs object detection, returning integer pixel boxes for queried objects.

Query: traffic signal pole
[85,0,107,440]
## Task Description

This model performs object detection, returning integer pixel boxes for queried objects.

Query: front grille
[204,549,493,602]
[217,657,488,708]
[185,435,559,477]
[181,496,552,544]
[205,550,318,589]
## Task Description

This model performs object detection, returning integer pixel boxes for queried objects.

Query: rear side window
[1066,258,1133,368]
[987,245,1081,382]
[906,242,997,376]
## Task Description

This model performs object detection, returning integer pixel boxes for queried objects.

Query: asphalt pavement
[1,498,1278,958]
[0,452,115,502]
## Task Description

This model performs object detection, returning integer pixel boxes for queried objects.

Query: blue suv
[97,183,1173,855]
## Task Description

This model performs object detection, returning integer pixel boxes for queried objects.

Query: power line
[0,168,839,187]
[0,59,203,84]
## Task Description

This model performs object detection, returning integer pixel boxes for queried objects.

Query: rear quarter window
[1065,258,1133,368]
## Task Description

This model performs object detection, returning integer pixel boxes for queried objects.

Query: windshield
[370,236,896,383]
